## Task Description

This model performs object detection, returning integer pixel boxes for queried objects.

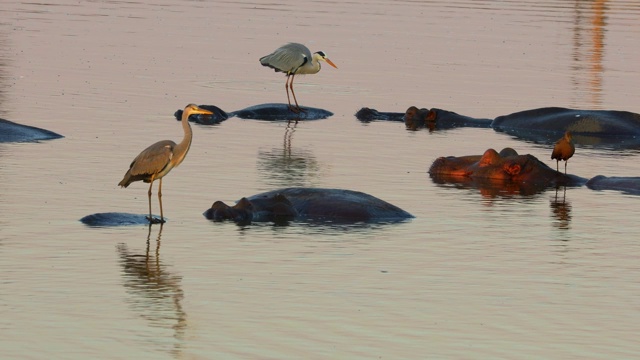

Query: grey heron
[551,131,575,173]
[118,104,213,224]
[260,42,337,113]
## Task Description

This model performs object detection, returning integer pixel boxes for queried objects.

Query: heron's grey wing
[284,43,313,59]
[262,43,309,73]
[128,140,175,177]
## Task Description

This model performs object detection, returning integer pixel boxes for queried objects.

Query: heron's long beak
[324,58,338,69]
[193,107,214,116]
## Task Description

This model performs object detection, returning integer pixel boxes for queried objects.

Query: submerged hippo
[174,103,333,124]
[357,105,640,148]
[429,148,587,189]
[80,212,160,227]
[355,106,492,130]
[403,106,492,130]
[428,148,640,197]
[585,176,640,196]
[492,107,640,147]
[204,187,414,224]
[0,118,63,143]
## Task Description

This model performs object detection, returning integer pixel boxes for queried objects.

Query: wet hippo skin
[0,118,63,143]
[204,187,414,224]
[355,106,492,130]
[491,107,640,147]
[356,106,640,148]
[175,103,333,124]
[585,176,640,196]
[428,148,587,188]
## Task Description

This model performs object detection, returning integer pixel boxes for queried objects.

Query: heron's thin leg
[564,161,568,174]
[288,74,305,113]
[147,180,154,222]
[158,178,164,222]
[285,74,295,112]
[556,161,559,172]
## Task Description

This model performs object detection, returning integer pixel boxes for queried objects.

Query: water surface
[1,0,639,359]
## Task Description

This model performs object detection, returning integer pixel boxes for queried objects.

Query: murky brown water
[1,0,640,358]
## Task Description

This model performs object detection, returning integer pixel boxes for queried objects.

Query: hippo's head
[204,198,253,223]
[175,104,228,125]
[466,149,520,181]
[204,193,298,224]
[354,107,380,122]
[429,148,585,189]
[428,154,483,177]
[404,106,437,130]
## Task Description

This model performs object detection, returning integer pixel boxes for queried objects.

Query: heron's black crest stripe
[315,51,326,57]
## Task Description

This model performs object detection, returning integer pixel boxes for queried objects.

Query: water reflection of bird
[118,104,213,224]
[550,187,572,230]
[260,43,338,113]
[116,224,186,357]
[256,122,322,188]
[551,131,575,173]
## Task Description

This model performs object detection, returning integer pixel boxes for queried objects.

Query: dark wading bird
[551,131,575,174]
[118,104,213,224]
[260,42,338,113]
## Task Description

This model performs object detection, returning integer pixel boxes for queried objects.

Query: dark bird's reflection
[550,187,572,230]
[116,224,186,358]
[256,122,322,187]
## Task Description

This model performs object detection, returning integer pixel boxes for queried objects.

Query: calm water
[1,0,640,359]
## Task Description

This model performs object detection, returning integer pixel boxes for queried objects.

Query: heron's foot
[288,105,306,114]
[146,216,166,224]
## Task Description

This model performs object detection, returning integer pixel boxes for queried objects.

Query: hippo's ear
[235,197,253,210]
[479,148,500,166]
[504,163,521,176]
[211,200,230,210]
[405,106,419,114]
[499,147,518,157]
[207,201,231,221]
[426,109,437,122]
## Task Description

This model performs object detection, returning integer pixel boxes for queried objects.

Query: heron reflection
[256,122,323,188]
[116,224,186,357]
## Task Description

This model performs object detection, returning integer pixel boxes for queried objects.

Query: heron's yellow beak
[184,104,213,115]
[193,108,214,116]
[324,58,338,69]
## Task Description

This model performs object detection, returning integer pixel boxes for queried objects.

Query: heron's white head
[313,51,338,69]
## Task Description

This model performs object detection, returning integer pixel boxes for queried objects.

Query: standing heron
[118,104,213,224]
[551,131,575,174]
[260,42,338,113]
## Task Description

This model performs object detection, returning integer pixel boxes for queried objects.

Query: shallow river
[1,0,639,359]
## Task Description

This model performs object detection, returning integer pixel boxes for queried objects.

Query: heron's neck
[310,57,322,74]
[174,111,193,166]
[299,56,321,75]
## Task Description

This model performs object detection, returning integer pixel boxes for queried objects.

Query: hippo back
[246,187,414,223]
[1,118,63,143]
[230,103,333,121]
[492,107,640,136]
[431,109,493,129]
